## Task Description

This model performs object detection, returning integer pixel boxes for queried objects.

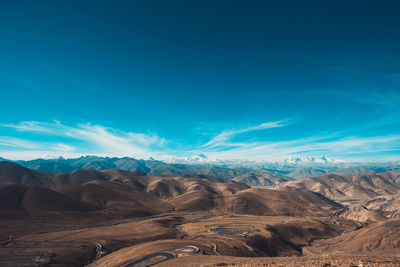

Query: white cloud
[200,134,400,161]
[0,136,41,149]
[202,120,289,148]
[1,119,399,161]
[1,121,63,133]
[1,121,165,159]
[52,143,76,152]
[0,150,99,161]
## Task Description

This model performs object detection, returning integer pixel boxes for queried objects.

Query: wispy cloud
[193,115,400,161]
[202,119,290,149]
[1,121,165,159]
[0,136,42,149]
[0,135,78,160]
[200,134,400,161]
[1,118,399,161]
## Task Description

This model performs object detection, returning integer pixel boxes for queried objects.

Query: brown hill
[306,219,400,256]
[0,185,94,211]
[56,180,173,215]
[286,167,327,179]
[215,187,342,216]
[232,172,293,186]
[171,191,217,211]
[0,161,52,186]
[99,169,248,200]
[147,176,247,198]
[0,162,115,188]
[334,204,388,223]
[363,193,400,217]
[0,162,343,217]
[145,177,249,211]
[0,162,246,192]
[0,162,151,189]
[279,172,400,203]
[51,169,109,187]
[0,181,174,219]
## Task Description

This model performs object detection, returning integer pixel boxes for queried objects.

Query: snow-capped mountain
[283,156,341,165]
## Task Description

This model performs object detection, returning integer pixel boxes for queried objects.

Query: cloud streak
[202,120,289,149]
[0,136,42,149]
[1,121,165,159]
[200,134,400,161]
[0,118,399,161]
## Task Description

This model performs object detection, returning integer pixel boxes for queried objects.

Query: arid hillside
[305,219,400,256]
[1,163,400,266]
[279,172,400,202]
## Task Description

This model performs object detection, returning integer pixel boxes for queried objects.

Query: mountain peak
[284,156,339,165]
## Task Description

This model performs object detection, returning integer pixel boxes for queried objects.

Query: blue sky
[0,0,400,161]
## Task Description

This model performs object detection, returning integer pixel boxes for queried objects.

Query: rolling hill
[0,162,343,216]
[216,187,342,216]
[279,172,400,202]
[232,171,294,186]
[305,219,400,256]
[2,161,400,266]
[0,185,95,212]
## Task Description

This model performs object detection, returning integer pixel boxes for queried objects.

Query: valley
[1,161,400,266]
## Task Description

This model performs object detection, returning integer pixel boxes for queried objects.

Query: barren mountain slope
[56,180,173,214]
[334,204,388,223]
[279,172,400,202]
[214,187,342,216]
[0,185,95,212]
[232,171,293,186]
[0,161,52,186]
[363,193,400,214]
[305,219,400,256]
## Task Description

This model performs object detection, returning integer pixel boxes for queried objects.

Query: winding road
[0,240,102,266]
[2,239,198,267]
[118,245,199,267]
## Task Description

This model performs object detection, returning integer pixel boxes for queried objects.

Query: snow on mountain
[157,154,345,167]
[283,156,342,165]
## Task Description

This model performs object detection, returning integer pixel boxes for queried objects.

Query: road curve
[211,242,220,256]
[119,251,175,267]
[1,240,102,266]
[118,245,199,267]
[92,242,102,260]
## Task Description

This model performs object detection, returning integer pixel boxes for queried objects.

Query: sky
[0,0,400,161]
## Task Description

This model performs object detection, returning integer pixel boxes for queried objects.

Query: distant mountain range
[1,156,399,182]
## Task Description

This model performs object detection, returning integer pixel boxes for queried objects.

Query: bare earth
[1,163,400,266]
